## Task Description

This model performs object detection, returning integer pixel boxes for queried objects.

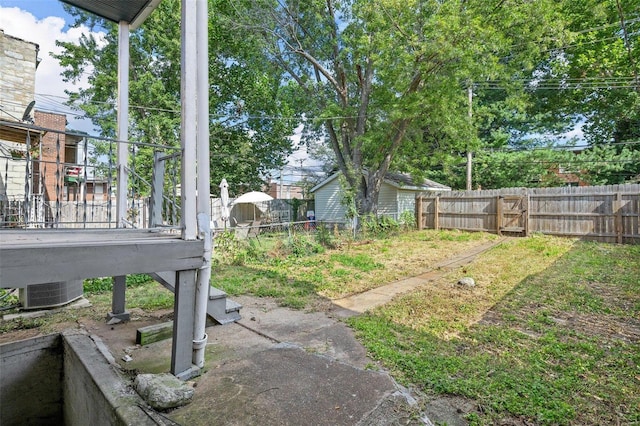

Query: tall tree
[558,0,640,144]
[54,0,295,196]
[227,0,567,211]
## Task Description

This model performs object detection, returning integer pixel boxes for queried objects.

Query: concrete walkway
[331,238,507,317]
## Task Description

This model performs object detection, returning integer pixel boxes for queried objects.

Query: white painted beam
[181,0,197,240]
[116,21,129,228]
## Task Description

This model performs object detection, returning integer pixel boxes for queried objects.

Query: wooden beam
[615,192,623,244]
[137,321,174,345]
[0,232,204,287]
[434,196,440,230]
[416,196,423,230]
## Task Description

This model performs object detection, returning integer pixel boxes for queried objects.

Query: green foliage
[230,0,568,214]
[83,274,152,294]
[399,210,416,230]
[212,231,266,266]
[55,0,296,194]
[361,214,400,238]
[314,222,337,248]
[284,234,325,258]
[0,317,46,334]
[0,289,19,308]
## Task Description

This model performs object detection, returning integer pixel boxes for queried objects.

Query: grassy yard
[214,229,639,425]
[348,237,640,425]
[212,228,497,307]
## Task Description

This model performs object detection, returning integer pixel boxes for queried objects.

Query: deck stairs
[149,272,241,324]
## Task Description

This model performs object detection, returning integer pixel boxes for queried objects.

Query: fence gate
[497,195,528,236]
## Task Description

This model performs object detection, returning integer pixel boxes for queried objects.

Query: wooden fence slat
[496,196,502,235]
[416,196,423,230]
[615,192,623,244]
[417,184,640,244]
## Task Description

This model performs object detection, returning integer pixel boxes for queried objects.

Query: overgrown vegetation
[212,229,496,307]
[348,238,640,425]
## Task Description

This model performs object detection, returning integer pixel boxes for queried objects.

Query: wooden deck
[0,229,204,288]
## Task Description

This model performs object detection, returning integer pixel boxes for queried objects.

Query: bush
[399,210,417,230]
[315,223,338,248]
[213,230,267,266]
[285,234,325,257]
[361,214,400,238]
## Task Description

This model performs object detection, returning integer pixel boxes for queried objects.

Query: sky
[0,0,104,132]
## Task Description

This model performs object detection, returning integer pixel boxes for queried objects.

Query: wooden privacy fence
[416,184,640,244]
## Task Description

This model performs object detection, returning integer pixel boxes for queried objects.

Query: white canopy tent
[232,191,273,222]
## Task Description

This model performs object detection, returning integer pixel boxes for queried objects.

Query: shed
[310,171,450,222]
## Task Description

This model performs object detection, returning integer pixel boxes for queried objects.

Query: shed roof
[310,171,450,193]
[61,0,161,29]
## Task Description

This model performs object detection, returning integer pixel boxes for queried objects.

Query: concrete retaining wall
[0,334,64,424]
[0,331,155,426]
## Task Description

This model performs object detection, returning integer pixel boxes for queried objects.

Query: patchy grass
[213,229,498,306]
[83,273,174,311]
[348,239,640,425]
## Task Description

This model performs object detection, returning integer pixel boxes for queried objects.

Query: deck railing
[0,121,182,229]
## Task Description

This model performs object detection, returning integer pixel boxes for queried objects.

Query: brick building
[1,30,107,208]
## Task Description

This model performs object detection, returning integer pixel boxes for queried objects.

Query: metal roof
[61,0,162,29]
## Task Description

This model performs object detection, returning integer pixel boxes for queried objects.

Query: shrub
[315,223,337,248]
[361,214,400,238]
[399,210,417,230]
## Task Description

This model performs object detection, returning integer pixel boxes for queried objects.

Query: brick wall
[34,111,67,201]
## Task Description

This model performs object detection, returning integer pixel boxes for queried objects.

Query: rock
[134,373,194,410]
[457,277,475,287]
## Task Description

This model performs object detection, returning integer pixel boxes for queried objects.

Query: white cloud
[0,6,104,131]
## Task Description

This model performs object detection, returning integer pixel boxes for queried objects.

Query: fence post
[416,196,423,230]
[524,194,530,237]
[615,192,623,244]
[496,196,502,235]
[434,196,440,230]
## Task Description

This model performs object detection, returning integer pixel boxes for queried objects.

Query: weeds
[361,214,401,238]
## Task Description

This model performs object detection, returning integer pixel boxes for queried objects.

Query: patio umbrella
[220,178,229,228]
[233,191,273,221]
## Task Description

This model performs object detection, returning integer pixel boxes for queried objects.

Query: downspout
[192,0,210,368]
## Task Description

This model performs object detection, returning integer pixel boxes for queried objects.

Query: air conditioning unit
[19,280,83,310]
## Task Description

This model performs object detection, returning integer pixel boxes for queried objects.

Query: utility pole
[466,85,473,191]
[299,159,305,198]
